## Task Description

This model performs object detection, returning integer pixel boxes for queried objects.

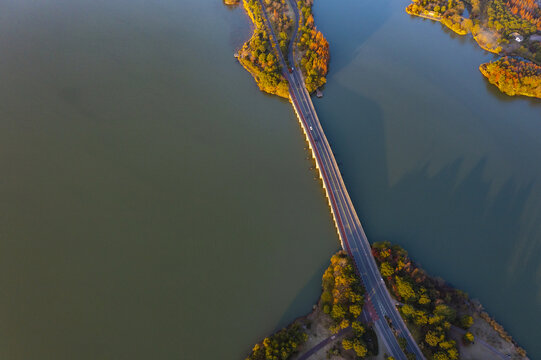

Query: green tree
[463,332,474,344]
[460,315,473,329]
[414,310,428,326]
[349,304,362,318]
[352,321,365,335]
[400,304,415,318]
[321,291,333,304]
[439,340,455,349]
[395,276,416,301]
[418,293,431,305]
[425,330,443,347]
[434,304,456,322]
[433,352,450,360]
[447,347,459,360]
[342,338,353,350]
[380,262,395,277]
[353,339,368,357]
[331,305,346,320]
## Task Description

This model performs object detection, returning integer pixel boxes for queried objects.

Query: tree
[438,340,455,349]
[246,323,307,360]
[349,304,362,318]
[342,338,353,350]
[400,304,415,318]
[331,305,346,320]
[447,347,459,360]
[353,339,368,357]
[463,18,473,32]
[414,310,428,326]
[380,262,395,277]
[418,294,431,305]
[425,330,443,347]
[460,314,473,329]
[352,321,365,335]
[395,276,416,301]
[330,324,341,334]
[340,319,350,329]
[463,332,474,344]
[434,304,456,322]
[433,352,450,360]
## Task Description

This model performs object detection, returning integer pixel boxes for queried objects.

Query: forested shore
[242,245,528,360]
[406,0,541,98]
[480,56,541,97]
[225,0,329,97]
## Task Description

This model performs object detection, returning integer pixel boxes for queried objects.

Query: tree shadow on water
[370,154,540,356]
[482,76,541,105]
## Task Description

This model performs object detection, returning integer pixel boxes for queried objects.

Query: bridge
[254,1,427,359]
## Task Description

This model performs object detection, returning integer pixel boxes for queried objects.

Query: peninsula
[406,0,541,98]
[232,0,329,98]
[244,245,529,360]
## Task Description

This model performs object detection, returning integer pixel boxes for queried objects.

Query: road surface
[296,328,350,360]
[254,1,426,359]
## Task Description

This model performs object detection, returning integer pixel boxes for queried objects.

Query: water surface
[0,1,338,358]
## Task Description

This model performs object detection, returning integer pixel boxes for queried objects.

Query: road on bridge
[254,1,427,359]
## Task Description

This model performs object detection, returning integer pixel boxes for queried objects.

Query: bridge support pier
[289,95,345,250]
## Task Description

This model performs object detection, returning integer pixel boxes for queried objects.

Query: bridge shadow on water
[313,69,537,289]
[314,75,540,355]
[310,96,539,359]
[356,152,539,355]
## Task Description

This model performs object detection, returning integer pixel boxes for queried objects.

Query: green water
[0,1,337,359]
[0,0,540,359]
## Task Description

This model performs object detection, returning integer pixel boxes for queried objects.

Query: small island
[230,0,329,98]
[244,244,528,360]
[406,0,541,98]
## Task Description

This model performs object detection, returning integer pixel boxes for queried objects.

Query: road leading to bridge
[254,1,427,359]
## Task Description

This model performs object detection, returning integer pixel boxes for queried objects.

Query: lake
[0,0,540,359]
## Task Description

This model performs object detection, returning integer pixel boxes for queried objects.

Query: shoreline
[243,249,529,360]
[405,0,541,98]
[235,0,290,98]
[405,7,469,35]
[479,57,541,98]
